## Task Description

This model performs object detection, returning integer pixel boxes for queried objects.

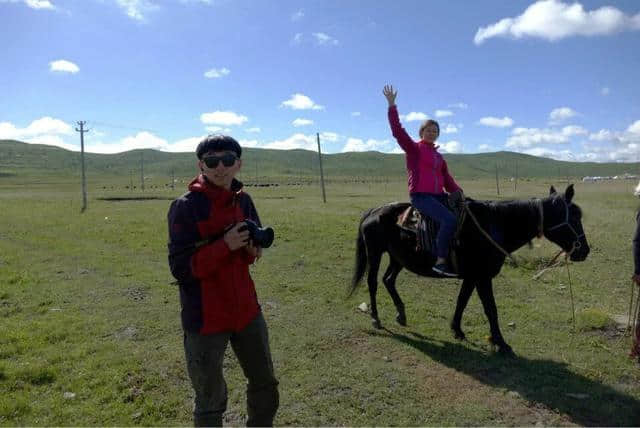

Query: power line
[85,120,159,134]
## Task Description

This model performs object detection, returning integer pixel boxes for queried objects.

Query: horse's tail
[348,208,373,298]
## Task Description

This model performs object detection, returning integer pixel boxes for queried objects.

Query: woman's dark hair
[419,119,440,139]
[196,135,242,159]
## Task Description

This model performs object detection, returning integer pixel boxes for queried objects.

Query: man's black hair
[196,135,242,159]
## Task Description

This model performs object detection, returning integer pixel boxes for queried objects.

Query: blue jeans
[410,192,456,259]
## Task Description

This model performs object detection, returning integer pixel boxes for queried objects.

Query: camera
[239,219,274,248]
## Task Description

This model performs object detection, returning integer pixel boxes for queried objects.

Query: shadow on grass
[96,196,175,201]
[369,329,640,426]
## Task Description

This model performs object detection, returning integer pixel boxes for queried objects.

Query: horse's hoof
[396,313,407,326]
[372,319,383,329]
[498,345,515,357]
[451,324,465,340]
[452,330,466,341]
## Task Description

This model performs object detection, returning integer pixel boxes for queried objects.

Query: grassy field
[1,175,640,426]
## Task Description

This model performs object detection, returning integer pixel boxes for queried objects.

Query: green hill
[1,139,638,185]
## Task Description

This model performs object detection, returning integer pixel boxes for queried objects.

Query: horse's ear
[549,185,557,195]
[565,184,574,203]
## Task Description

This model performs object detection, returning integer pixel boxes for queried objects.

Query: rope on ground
[631,283,640,360]
[565,253,576,331]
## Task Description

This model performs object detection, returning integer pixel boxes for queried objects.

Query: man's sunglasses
[202,153,238,168]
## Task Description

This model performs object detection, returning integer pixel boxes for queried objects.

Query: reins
[463,204,519,266]
[465,198,581,330]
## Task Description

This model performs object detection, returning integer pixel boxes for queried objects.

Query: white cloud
[204,67,230,79]
[120,131,167,150]
[474,0,640,45]
[264,133,317,150]
[291,9,304,21]
[342,138,389,153]
[449,102,468,109]
[292,118,313,127]
[320,132,340,142]
[351,111,361,117]
[0,117,73,140]
[238,139,259,148]
[628,120,640,134]
[205,126,232,134]
[312,32,339,46]
[478,144,492,151]
[403,112,429,122]
[0,0,56,9]
[245,127,261,133]
[200,111,248,126]
[506,127,569,148]
[549,107,577,123]
[601,87,610,96]
[291,33,303,45]
[561,125,587,136]
[478,116,514,128]
[163,136,204,153]
[435,110,453,118]
[25,0,54,9]
[49,59,79,73]
[589,129,617,142]
[442,124,458,134]
[281,93,324,110]
[115,0,158,21]
[438,140,462,154]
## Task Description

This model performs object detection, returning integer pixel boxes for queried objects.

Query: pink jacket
[388,105,461,195]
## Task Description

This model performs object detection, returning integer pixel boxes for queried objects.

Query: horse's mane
[468,198,542,231]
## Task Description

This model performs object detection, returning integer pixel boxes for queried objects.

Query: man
[168,135,279,426]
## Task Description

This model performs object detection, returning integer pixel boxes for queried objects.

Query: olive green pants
[183,312,279,427]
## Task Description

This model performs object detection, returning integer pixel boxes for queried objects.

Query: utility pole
[495,161,500,196]
[514,159,518,193]
[75,121,90,212]
[316,132,326,203]
[140,151,145,192]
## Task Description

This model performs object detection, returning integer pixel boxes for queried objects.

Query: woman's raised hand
[383,84,397,107]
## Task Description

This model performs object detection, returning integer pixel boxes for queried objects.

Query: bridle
[538,197,585,256]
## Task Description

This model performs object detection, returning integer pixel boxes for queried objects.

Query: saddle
[397,192,467,272]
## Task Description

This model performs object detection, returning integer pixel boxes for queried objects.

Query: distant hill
[1,139,639,185]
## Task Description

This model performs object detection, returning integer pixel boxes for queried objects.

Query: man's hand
[246,241,263,261]
[224,222,250,251]
[383,84,397,107]
[632,273,640,286]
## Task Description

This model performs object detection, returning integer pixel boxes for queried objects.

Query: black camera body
[239,219,274,248]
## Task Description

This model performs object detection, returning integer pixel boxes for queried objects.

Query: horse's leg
[451,278,476,340]
[476,278,514,355]
[382,258,406,326]
[367,251,383,329]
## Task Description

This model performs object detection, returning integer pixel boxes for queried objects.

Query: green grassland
[2,140,640,426]
[2,139,640,186]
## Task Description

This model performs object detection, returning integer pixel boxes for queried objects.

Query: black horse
[349,185,590,354]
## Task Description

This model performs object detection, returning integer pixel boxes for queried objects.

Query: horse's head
[542,184,590,261]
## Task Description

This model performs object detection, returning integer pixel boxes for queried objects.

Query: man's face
[199,150,241,189]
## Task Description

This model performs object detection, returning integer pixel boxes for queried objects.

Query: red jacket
[168,175,261,334]
[388,105,461,195]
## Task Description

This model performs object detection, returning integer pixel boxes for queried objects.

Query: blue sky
[1,0,640,162]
